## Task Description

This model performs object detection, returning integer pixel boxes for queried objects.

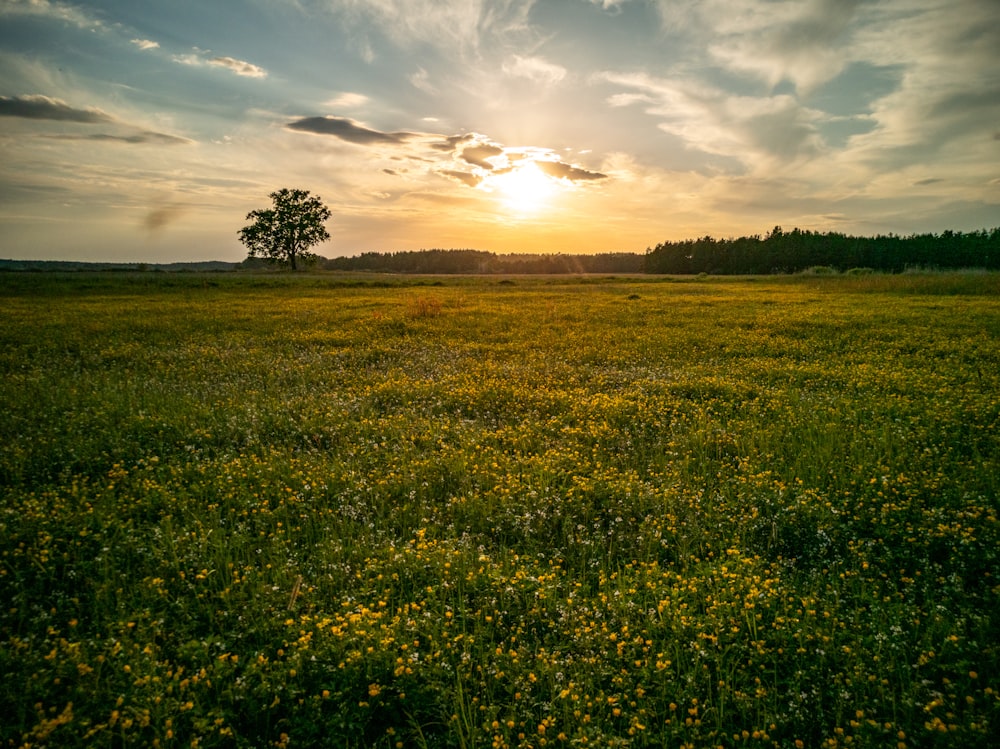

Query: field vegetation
[1,271,998,748]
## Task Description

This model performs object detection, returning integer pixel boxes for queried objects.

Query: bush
[800,265,838,275]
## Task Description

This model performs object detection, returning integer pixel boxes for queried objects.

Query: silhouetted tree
[238,188,331,270]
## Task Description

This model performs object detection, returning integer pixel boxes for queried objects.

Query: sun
[487,161,558,215]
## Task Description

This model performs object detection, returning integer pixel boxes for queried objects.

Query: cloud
[208,56,267,78]
[330,0,535,57]
[432,133,477,152]
[839,0,1000,173]
[408,68,436,93]
[172,53,203,67]
[441,170,482,187]
[535,160,607,182]
[599,72,824,169]
[286,116,418,144]
[42,131,193,145]
[502,55,567,86]
[0,94,113,123]
[0,95,191,145]
[0,0,103,29]
[324,92,369,109]
[428,130,609,192]
[704,0,863,92]
[171,50,267,78]
[131,39,160,51]
[461,143,503,169]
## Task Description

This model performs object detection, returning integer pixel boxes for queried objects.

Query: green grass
[1,272,998,748]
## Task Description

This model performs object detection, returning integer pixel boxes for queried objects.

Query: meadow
[1,271,997,748]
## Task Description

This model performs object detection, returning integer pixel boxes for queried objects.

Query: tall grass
[1,273,997,747]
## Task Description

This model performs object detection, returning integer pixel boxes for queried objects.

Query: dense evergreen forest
[319,227,1000,275]
[643,226,1000,274]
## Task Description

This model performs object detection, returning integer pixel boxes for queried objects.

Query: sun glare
[488,161,558,215]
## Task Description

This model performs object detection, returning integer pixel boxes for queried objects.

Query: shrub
[800,265,838,275]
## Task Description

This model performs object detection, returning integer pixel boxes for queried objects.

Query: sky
[0,0,998,262]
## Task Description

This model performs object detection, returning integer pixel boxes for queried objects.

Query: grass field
[1,272,998,748]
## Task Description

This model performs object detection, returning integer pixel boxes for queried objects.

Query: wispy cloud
[131,39,160,51]
[172,53,203,67]
[171,50,267,78]
[600,72,824,170]
[0,0,103,30]
[408,68,436,94]
[323,92,370,109]
[329,0,535,57]
[502,55,567,86]
[845,0,1000,169]
[697,0,863,92]
[0,94,113,123]
[208,56,267,78]
[441,170,482,187]
[589,0,631,10]
[42,131,193,145]
[0,95,191,145]
[535,160,607,181]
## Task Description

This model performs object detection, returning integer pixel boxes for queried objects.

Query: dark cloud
[441,170,482,187]
[383,168,399,175]
[914,177,944,186]
[461,143,503,169]
[535,160,607,181]
[286,116,416,145]
[0,94,113,123]
[432,133,476,152]
[43,131,192,145]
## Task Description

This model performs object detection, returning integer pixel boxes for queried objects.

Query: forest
[644,226,1000,274]
[318,227,1000,275]
[321,249,645,274]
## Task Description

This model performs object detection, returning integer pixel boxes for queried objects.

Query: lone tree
[238,188,331,270]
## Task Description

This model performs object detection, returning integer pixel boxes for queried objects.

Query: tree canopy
[238,188,331,270]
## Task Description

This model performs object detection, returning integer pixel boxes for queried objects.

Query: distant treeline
[5,226,997,276]
[322,249,645,274]
[320,227,1000,275]
[644,226,1000,274]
